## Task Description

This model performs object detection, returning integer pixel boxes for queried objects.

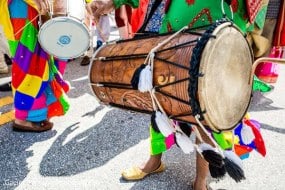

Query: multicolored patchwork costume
[0,0,70,122]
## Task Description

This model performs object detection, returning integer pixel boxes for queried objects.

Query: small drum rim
[38,16,90,59]
[88,44,106,104]
[198,22,253,132]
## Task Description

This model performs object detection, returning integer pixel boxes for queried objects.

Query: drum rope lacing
[189,19,239,155]
[189,19,228,120]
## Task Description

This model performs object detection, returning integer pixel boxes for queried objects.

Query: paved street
[1,30,285,189]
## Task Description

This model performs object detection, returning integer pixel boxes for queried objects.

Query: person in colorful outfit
[87,0,269,189]
[0,0,70,132]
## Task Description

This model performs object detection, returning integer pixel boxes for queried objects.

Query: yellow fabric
[24,0,39,11]
[17,74,43,97]
[0,0,39,41]
[85,0,92,3]
[0,0,14,40]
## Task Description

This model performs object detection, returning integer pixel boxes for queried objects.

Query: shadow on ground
[0,127,56,190]
[39,108,149,176]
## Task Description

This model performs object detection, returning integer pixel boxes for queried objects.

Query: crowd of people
[0,0,284,189]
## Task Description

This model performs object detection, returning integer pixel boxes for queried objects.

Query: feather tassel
[241,122,255,145]
[223,150,245,182]
[131,64,146,89]
[198,143,224,167]
[175,129,194,154]
[151,111,174,137]
[138,65,153,92]
[209,163,226,179]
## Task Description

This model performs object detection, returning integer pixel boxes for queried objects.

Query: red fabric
[273,0,285,46]
[244,120,266,157]
[245,0,262,23]
[115,5,133,27]
[131,0,149,33]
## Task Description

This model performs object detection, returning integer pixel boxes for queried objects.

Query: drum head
[38,17,89,59]
[198,23,253,131]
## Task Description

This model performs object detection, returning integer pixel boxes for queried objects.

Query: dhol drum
[38,0,90,59]
[89,22,253,132]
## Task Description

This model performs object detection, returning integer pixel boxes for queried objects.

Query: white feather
[138,65,153,92]
[241,123,255,145]
[175,131,194,154]
[224,150,243,169]
[199,143,216,152]
[155,111,174,137]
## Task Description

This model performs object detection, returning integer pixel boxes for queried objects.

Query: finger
[43,0,50,12]
[39,2,47,14]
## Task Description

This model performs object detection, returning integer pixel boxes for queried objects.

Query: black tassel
[151,111,160,133]
[209,164,226,179]
[131,64,146,89]
[178,122,192,137]
[202,149,224,168]
[4,54,12,65]
[224,157,245,182]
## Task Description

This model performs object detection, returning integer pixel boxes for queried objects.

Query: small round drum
[89,22,253,132]
[38,0,90,59]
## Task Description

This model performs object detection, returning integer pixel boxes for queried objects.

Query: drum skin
[89,23,253,131]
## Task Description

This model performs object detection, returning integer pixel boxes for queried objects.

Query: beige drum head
[38,17,90,59]
[198,23,253,132]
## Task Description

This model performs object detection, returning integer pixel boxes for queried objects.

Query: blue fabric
[9,0,28,18]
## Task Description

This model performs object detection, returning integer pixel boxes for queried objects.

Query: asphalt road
[0,34,285,190]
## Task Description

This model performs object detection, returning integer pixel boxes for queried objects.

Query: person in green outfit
[87,1,271,189]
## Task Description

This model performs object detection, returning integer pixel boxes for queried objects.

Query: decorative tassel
[223,150,245,182]
[175,130,194,154]
[130,64,146,89]
[178,122,192,137]
[138,65,153,92]
[151,111,160,133]
[209,163,226,179]
[150,111,174,137]
[199,143,223,168]
[240,122,255,145]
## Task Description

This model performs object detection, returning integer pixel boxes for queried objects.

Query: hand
[33,0,50,14]
[86,0,115,23]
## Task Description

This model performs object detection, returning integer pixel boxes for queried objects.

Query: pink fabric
[255,46,282,83]
[165,133,175,149]
[31,94,47,109]
[15,109,28,121]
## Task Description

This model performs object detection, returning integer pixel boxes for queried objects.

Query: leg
[193,137,208,190]
[193,125,212,190]
[140,154,162,173]
[121,125,172,180]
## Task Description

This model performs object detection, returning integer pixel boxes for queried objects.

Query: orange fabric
[131,0,149,33]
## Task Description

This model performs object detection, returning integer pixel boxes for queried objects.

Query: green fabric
[160,0,248,34]
[20,21,37,52]
[150,125,167,155]
[113,0,139,9]
[252,75,272,92]
[59,95,70,114]
[213,132,232,150]
[8,40,18,57]
[254,6,267,29]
